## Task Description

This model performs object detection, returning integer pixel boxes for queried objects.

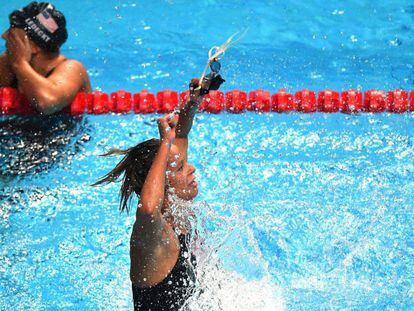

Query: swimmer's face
[2,28,14,48]
[2,28,25,41]
[1,29,9,41]
[2,28,39,55]
[166,144,198,200]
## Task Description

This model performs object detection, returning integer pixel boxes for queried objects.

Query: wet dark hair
[93,138,160,213]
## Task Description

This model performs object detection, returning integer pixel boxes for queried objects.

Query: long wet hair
[93,138,160,213]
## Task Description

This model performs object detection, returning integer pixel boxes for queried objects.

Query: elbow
[138,202,157,216]
[35,103,54,115]
[32,94,60,115]
[139,195,162,216]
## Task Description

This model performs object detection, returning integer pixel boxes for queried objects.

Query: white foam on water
[164,196,285,311]
[184,254,285,311]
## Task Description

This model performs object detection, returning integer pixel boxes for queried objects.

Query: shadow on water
[0,115,91,229]
[0,115,90,181]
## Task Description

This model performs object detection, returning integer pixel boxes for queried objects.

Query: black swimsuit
[132,234,197,311]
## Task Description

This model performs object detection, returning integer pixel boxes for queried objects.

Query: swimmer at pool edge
[0,2,91,115]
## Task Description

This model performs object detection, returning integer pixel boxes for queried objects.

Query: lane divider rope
[0,87,413,114]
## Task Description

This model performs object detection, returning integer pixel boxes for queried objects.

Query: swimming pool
[1,1,414,310]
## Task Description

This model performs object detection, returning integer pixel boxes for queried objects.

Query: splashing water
[165,194,285,310]
[1,113,413,310]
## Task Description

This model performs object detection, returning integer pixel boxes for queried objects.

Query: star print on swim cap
[9,2,68,53]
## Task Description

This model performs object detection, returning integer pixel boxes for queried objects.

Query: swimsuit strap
[131,233,196,310]
[10,77,18,89]
[45,58,67,77]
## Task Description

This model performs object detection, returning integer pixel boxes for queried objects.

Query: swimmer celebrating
[0,2,91,115]
[94,73,224,310]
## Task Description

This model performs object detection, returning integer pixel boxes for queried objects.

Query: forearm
[176,95,204,138]
[139,140,171,215]
[0,53,16,87]
[12,60,61,113]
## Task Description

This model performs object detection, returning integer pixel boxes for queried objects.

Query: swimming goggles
[198,30,247,88]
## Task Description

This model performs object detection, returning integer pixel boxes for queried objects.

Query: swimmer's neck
[163,214,191,236]
[162,199,192,235]
[30,52,65,76]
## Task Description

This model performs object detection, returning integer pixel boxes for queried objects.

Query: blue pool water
[1,1,414,310]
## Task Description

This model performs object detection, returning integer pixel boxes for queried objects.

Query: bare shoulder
[130,220,180,286]
[49,59,91,92]
[132,215,176,248]
[55,59,88,75]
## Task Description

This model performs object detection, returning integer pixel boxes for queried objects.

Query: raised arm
[136,114,179,236]
[175,79,205,139]
[135,76,223,235]
[174,78,208,160]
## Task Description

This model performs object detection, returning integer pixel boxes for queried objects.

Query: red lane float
[387,89,408,113]
[111,91,132,113]
[248,89,271,112]
[411,92,414,112]
[69,92,88,115]
[272,89,296,112]
[364,90,387,112]
[295,89,316,112]
[179,91,190,107]
[318,90,341,112]
[134,90,158,113]
[88,91,110,114]
[0,87,34,115]
[341,90,362,112]
[0,88,18,114]
[201,91,225,113]
[2,87,414,115]
[157,90,178,113]
[225,90,246,113]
